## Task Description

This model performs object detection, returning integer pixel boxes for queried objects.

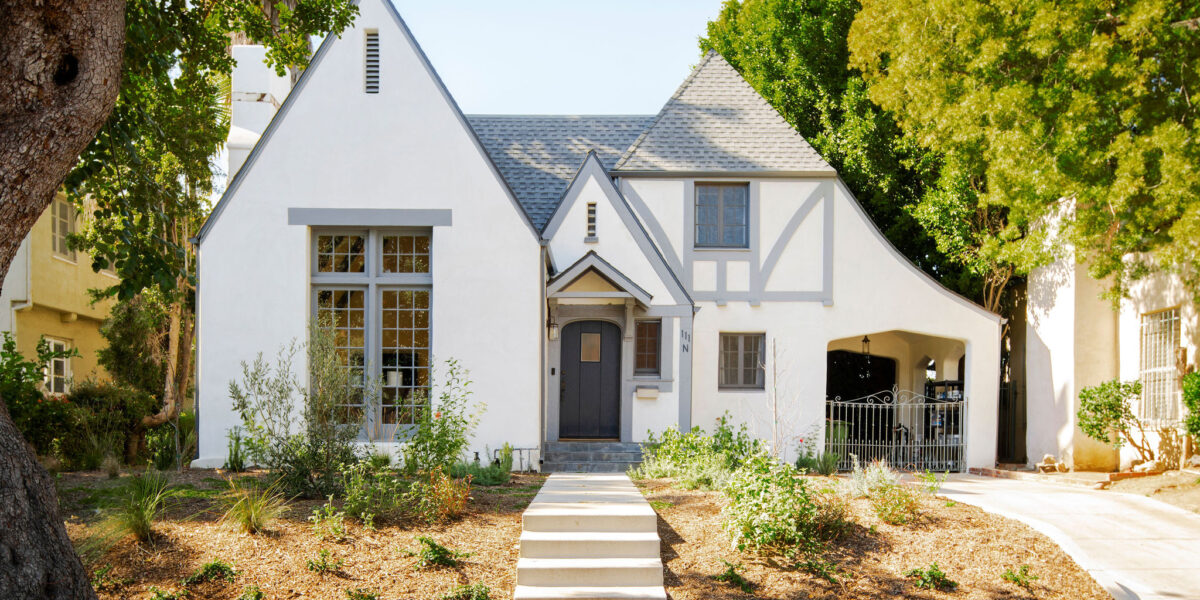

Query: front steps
[515,473,666,600]
[541,441,643,473]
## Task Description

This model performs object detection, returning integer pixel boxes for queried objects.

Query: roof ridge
[466,114,655,119]
[613,50,719,170]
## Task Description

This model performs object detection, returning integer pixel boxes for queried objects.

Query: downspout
[189,236,201,463]
[538,241,547,467]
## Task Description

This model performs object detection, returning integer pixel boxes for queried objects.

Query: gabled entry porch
[545,252,656,446]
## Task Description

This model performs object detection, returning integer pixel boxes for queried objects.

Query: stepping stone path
[514,473,666,600]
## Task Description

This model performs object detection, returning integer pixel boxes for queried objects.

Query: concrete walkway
[940,474,1200,600]
[515,473,666,600]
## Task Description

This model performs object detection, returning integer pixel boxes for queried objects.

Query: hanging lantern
[861,335,871,356]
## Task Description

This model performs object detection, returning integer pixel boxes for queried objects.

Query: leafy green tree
[0,1,358,596]
[849,0,1200,304]
[1077,379,1154,462]
[701,0,980,301]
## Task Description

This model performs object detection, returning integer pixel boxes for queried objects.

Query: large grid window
[381,290,430,426]
[1139,308,1181,421]
[44,338,71,394]
[695,183,749,248]
[52,198,76,260]
[311,229,432,438]
[316,289,367,423]
[719,333,764,389]
[635,320,661,375]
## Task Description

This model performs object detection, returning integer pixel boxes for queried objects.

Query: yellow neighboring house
[0,195,117,393]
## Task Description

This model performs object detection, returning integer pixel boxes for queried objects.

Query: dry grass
[639,477,1112,600]
[59,469,544,600]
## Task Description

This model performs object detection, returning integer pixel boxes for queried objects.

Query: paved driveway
[940,474,1200,600]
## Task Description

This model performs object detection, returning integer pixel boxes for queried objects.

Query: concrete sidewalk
[940,474,1200,600]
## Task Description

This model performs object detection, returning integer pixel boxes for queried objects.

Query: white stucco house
[192,0,1002,471]
[1025,246,1197,471]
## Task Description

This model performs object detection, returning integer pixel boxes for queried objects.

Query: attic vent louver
[586,202,597,241]
[364,31,380,93]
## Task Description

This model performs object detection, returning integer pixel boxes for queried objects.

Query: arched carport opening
[825,331,967,472]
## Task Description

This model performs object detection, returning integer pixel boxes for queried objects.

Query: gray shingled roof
[613,51,834,174]
[467,115,653,230]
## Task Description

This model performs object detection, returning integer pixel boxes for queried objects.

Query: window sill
[51,254,77,266]
[718,387,766,393]
[583,236,599,244]
[693,246,751,252]
[632,374,667,381]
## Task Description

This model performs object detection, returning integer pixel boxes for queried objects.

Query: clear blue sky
[390,0,728,115]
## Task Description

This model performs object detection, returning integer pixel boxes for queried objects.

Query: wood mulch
[639,477,1112,600]
[1105,470,1200,514]
[59,469,545,600]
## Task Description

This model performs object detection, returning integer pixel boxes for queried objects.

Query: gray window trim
[309,227,433,440]
[694,182,750,249]
[718,332,765,390]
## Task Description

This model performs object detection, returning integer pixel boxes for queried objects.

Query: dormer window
[695,183,748,248]
[364,31,380,93]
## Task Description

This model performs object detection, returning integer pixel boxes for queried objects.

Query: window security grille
[1139,308,1181,422]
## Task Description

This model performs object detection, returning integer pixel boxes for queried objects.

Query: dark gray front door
[560,320,621,439]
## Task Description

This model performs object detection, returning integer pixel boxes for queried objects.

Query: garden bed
[639,477,1111,600]
[59,468,545,600]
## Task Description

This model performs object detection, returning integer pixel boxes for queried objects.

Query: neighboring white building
[193,0,1002,471]
[1027,251,1196,470]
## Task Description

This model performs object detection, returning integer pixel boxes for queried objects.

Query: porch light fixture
[861,335,871,356]
[547,320,559,341]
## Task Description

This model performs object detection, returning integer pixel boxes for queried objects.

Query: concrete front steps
[515,473,666,600]
[541,441,643,473]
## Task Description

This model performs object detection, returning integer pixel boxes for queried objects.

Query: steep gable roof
[613,51,834,175]
[467,115,652,230]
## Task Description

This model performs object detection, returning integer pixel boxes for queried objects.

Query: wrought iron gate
[825,387,966,472]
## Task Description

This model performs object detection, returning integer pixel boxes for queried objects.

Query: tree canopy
[849,0,1200,302]
[700,0,983,305]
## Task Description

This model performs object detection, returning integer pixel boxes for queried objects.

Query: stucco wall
[624,176,1001,468]
[195,0,543,467]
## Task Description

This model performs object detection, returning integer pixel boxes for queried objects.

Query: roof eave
[611,169,838,179]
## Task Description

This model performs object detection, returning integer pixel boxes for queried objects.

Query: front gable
[198,0,537,243]
[543,153,690,307]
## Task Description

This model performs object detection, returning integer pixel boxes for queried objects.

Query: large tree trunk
[0,0,125,278]
[1,2,125,598]
[0,399,98,599]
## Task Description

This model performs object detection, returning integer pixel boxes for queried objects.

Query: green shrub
[237,585,265,600]
[916,469,947,495]
[230,320,365,498]
[345,589,379,600]
[905,562,957,591]
[1183,371,1200,440]
[722,452,850,562]
[182,559,238,585]
[407,466,472,524]
[1,333,79,454]
[306,549,344,575]
[447,460,509,486]
[342,460,408,527]
[795,451,840,476]
[710,559,753,593]
[871,484,922,525]
[439,584,491,600]
[1002,564,1040,589]
[309,497,348,541]
[366,447,393,470]
[219,478,288,534]
[102,469,175,543]
[224,427,248,472]
[1078,379,1156,462]
[102,453,121,478]
[633,416,761,490]
[147,410,198,471]
[68,380,156,466]
[401,359,483,474]
[404,536,470,569]
[147,586,189,600]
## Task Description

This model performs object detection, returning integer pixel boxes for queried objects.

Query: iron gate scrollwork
[825,387,965,472]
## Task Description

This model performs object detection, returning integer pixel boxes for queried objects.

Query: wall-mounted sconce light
[548,320,559,341]
[861,335,871,356]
